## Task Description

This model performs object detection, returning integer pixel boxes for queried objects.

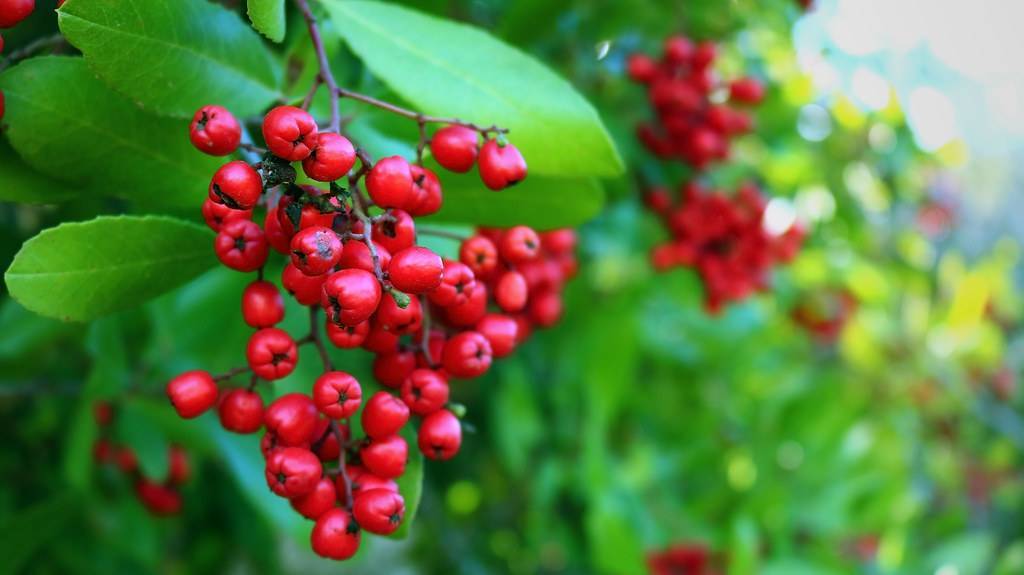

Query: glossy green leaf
[5,215,217,322]
[0,57,222,207]
[115,400,171,481]
[247,0,286,42]
[59,0,282,117]
[322,0,622,178]
[0,140,78,204]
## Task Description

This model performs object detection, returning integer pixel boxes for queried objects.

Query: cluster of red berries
[166,97,573,560]
[647,182,803,313]
[91,402,191,516]
[626,35,764,170]
[790,289,856,342]
[646,543,721,575]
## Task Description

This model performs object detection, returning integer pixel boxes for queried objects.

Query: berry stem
[330,420,354,509]
[212,366,251,382]
[307,306,333,372]
[0,34,65,73]
[335,87,510,136]
[300,75,323,111]
[294,0,341,133]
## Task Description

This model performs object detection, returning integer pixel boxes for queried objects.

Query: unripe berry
[262,105,318,161]
[499,225,541,264]
[366,156,414,209]
[325,319,370,349]
[218,388,265,434]
[360,435,407,479]
[166,370,218,419]
[312,371,362,419]
[215,219,268,272]
[361,392,409,439]
[372,348,416,389]
[290,226,343,276]
[459,235,499,278]
[388,246,444,294]
[202,197,252,233]
[302,132,356,182]
[430,125,478,173]
[495,270,528,313]
[311,508,361,560]
[291,477,337,520]
[0,0,34,29]
[209,161,262,210]
[247,328,298,380]
[264,446,321,498]
[135,480,182,516]
[353,488,405,535]
[441,331,492,379]
[281,263,326,306]
[418,409,462,461]
[264,393,319,447]
[189,105,241,156]
[400,369,449,416]
[321,268,382,327]
[478,139,527,190]
[428,260,476,307]
[242,280,284,328]
[475,313,519,358]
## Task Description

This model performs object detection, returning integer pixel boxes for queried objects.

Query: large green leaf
[247,0,286,43]
[0,57,222,207]
[322,0,623,178]
[59,0,282,117]
[4,215,216,322]
[0,140,78,204]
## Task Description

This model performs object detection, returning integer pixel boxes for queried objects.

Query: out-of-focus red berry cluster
[646,543,722,575]
[91,402,191,516]
[647,182,803,313]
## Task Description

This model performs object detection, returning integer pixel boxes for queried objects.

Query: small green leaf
[389,424,424,539]
[322,0,623,178]
[5,215,217,322]
[116,400,171,482]
[59,0,283,117]
[247,0,286,43]
[0,57,223,207]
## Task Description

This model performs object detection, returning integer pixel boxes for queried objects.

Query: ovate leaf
[0,57,222,207]
[322,0,622,178]
[4,215,216,322]
[247,0,286,43]
[59,0,282,117]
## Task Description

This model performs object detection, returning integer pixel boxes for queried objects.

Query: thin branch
[213,366,251,382]
[336,87,509,136]
[301,75,323,111]
[307,306,333,371]
[0,34,65,73]
[294,0,341,132]
[330,421,354,508]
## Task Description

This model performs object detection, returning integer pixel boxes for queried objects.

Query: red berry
[291,477,337,520]
[262,105,318,161]
[360,435,407,479]
[376,292,422,335]
[92,439,113,463]
[499,225,540,264]
[442,281,487,328]
[372,348,416,389]
[321,268,382,326]
[540,229,577,254]
[202,197,252,232]
[264,446,321,498]
[276,189,338,236]
[325,319,370,349]
[167,446,190,485]
[166,370,218,419]
[366,156,414,209]
[495,270,528,313]
[290,226,343,276]
[264,393,318,447]
[369,209,416,254]
[282,263,326,306]
[93,402,113,426]
[218,388,264,434]
[0,0,34,28]
[344,464,398,501]
[247,328,298,380]
[418,409,462,461]
[189,105,241,156]
[135,480,182,516]
[663,35,694,64]
[400,369,449,416]
[528,290,563,327]
[209,161,262,210]
[302,132,356,182]
[361,392,409,439]
[430,125,478,173]
[242,280,284,328]
[692,41,717,69]
[312,371,362,419]
[353,488,405,535]
[215,219,268,272]
[626,54,658,83]
[311,508,361,560]
[313,418,344,461]
[441,331,492,379]
[388,246,443,294]
[729,77,765,105]
[338,239,391,274]
[459,235,499,278]
[415,331,446,369]
[361,319,400,354]
[406,164,443,217]
[264,205,292,255]
[428,260,476,307]
[475,313,519,358]
[478,139,527,190]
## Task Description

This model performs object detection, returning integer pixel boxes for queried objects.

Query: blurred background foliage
[1,0,1022,574]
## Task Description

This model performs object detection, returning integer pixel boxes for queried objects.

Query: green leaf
[0,493,79,574]
[59,0,282,117]
[322,0,623,178]
[5,215,217,322]
[0,139,78,204]
[115,399,171,481]
[0,57,223,208]
[389,424,424,539]
[247,0,286,43]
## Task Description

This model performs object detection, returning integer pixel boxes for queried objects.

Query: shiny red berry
[302,132,356,182]
[388,246,443,294]
[215,219,268,272]
[475,313,519,358]
[418,409,462,461]
[264,393,319,447]
[375,292,422,335]
[291,477,337,520]
[528,290,563,327]
[430,125,478,173]
[322,268,382,326]
[366,156,414,209]
[361,392,409,439]
[166,370,218,419]
[372,348,416,389]
[325,319,370,349]
[369,209,416,254]
[428,260,476,307]
[353,488,405,535]
[478,140,527,190]
[312,371,362,419]
[400,369,449,416]
[729,77,765,105]
[360,435,407,479]
[242,280,284,328]
[290,226,343,276]
[202,197,252,232]
[264,205,292,255]
[189,105,241,156]
[344,464,398,501]
[663,35,694,64]
[361,319,400,354]
[406,165,443,216]
[459,235,499,278]
[281,263,327,306]
[626,53,658,83]
[442,282,488,328]
[499,225,540,264]
[209,161,262,209]
[246,328,298,380]
[441,331,492,379]
[311,508,361,560]
[262,105,318,161]
[338,239,391,274]
[218,388,264,434]
[265,446,321,498]
[495,270,528,313]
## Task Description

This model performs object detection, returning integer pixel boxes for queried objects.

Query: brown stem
[418,295,435,367]
[335,87,510,136]
[240,142,267,155]
[294,0,341,133]
[301,75,323,111]
[330,421,354,508]
[0,34,65,73]
[212,366,251,382]
[307,306,332,371]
